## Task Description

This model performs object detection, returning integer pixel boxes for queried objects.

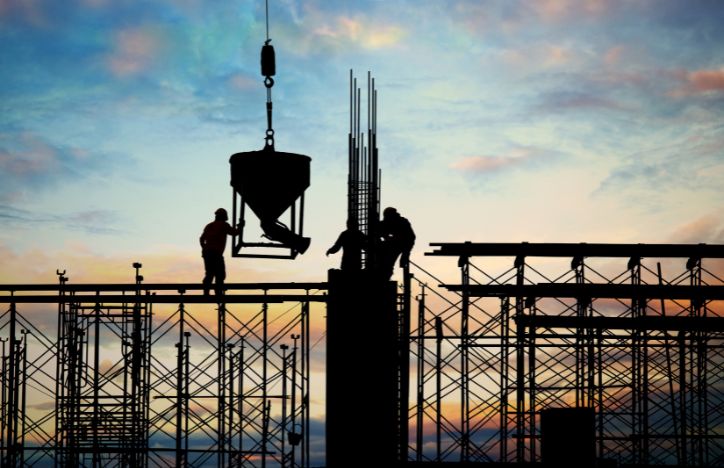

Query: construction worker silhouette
[326,219,366,271]
[379,207,415,279]
[200,208,239,295]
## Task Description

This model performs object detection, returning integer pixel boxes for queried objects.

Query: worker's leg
[202,253,214,295]
[399,249,410,269]
[215,255,227,296]
[379,243,399,280]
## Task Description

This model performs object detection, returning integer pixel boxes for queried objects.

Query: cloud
[668,215,724,244]
[529,0,610,22]
[228,72,258,91]
[536,90,628,113]
[0,0,50,26]
[671,67,724,97]
[0,205,121,234]
[311,15,405,50]
[106,26,166,77]
[598,130,724,196]
[0,132,125,202]
[499,43,578,71]
[603,45,625,66]
[450,146,560,175]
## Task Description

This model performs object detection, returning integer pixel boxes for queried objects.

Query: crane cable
[265,0,270,42]
[261,0,275,149]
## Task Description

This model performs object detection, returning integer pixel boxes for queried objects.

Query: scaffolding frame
[0,267,325,468]
[405,242,724,466]
[3,242,724,466]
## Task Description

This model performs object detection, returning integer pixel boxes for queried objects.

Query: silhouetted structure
[325,71,413,468]
[200,208,239,295]
[379,207,416,279]
[347,70,380,270]
[540,407,595,467]
[326,219,366,270]
[0,265,322,468]
[2,244,724,467]
[405,242,724,466]
[326,269,398,468]
[228,3,311,260]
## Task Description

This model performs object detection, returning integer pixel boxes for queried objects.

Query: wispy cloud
[529,0,611,22]
[0,0,50,26]
[106,26,166,77]
[450,146,560,175]
[308,15,405,51]
[0,132,125,202]
[668,214,724,244]
[536,90,628,113]
[0,205,121,234]
[670,67,724,97]
[597,129,724,195]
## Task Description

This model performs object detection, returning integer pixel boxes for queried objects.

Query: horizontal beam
[515,314,724,332]
[427,242,724,258]
[0,282,328,293]
[443,283,724,300]
[0,294,326,304]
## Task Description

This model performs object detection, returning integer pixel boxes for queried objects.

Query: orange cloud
[498,43,577,71]
[668,214,724,244]
[450,148,544,174]
[107,27,164,77]
[531,0,609,21]
[312,16,405,50]
[451,155,519,173]
[686,68,724,92]
[229,73,258,91]
[603,45,625,66]
[0,132,60,175]
[670,67,724,97]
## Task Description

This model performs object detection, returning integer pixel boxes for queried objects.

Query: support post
[326,269,397,467]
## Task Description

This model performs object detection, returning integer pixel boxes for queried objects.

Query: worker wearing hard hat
[379,207,416,279]
[200,208,239,296]
[326,219,366,271]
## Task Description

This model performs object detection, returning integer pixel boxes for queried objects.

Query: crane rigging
[228,0,311,259]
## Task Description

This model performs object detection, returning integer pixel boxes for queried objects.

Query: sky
[2,0,724,284]
[2,2,724,464]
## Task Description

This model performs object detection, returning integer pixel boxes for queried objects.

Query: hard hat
[383,207,398,218]
[215,208,228,220]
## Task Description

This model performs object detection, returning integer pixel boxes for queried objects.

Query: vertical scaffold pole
[500,296,510,463]
[399,265,411,463]
[657,262,681,464]
[219,301,227,468]
[6,302,18,466]
[514,255,525,462]
[281,343,288,468]
[434,316,442,463]
[415,284,426,462]
[303,300,310,468]
[262,299,268,468]
[20,329,28,467]
[459,254,470,462]
[527,300,536,462]
[92,301,101,468]
[227,343,235,465]
[176,294,186,468]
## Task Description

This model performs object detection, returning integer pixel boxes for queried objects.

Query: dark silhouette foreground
[200,208,239,295]
[326,219,366,271]
[379,207,415,279]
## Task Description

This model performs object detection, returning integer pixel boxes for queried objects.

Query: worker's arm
[199,227,208,248]
[224,222,241,236]
[326,233,344,256]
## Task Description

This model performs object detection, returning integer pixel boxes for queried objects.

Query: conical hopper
[229,148,311,222]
